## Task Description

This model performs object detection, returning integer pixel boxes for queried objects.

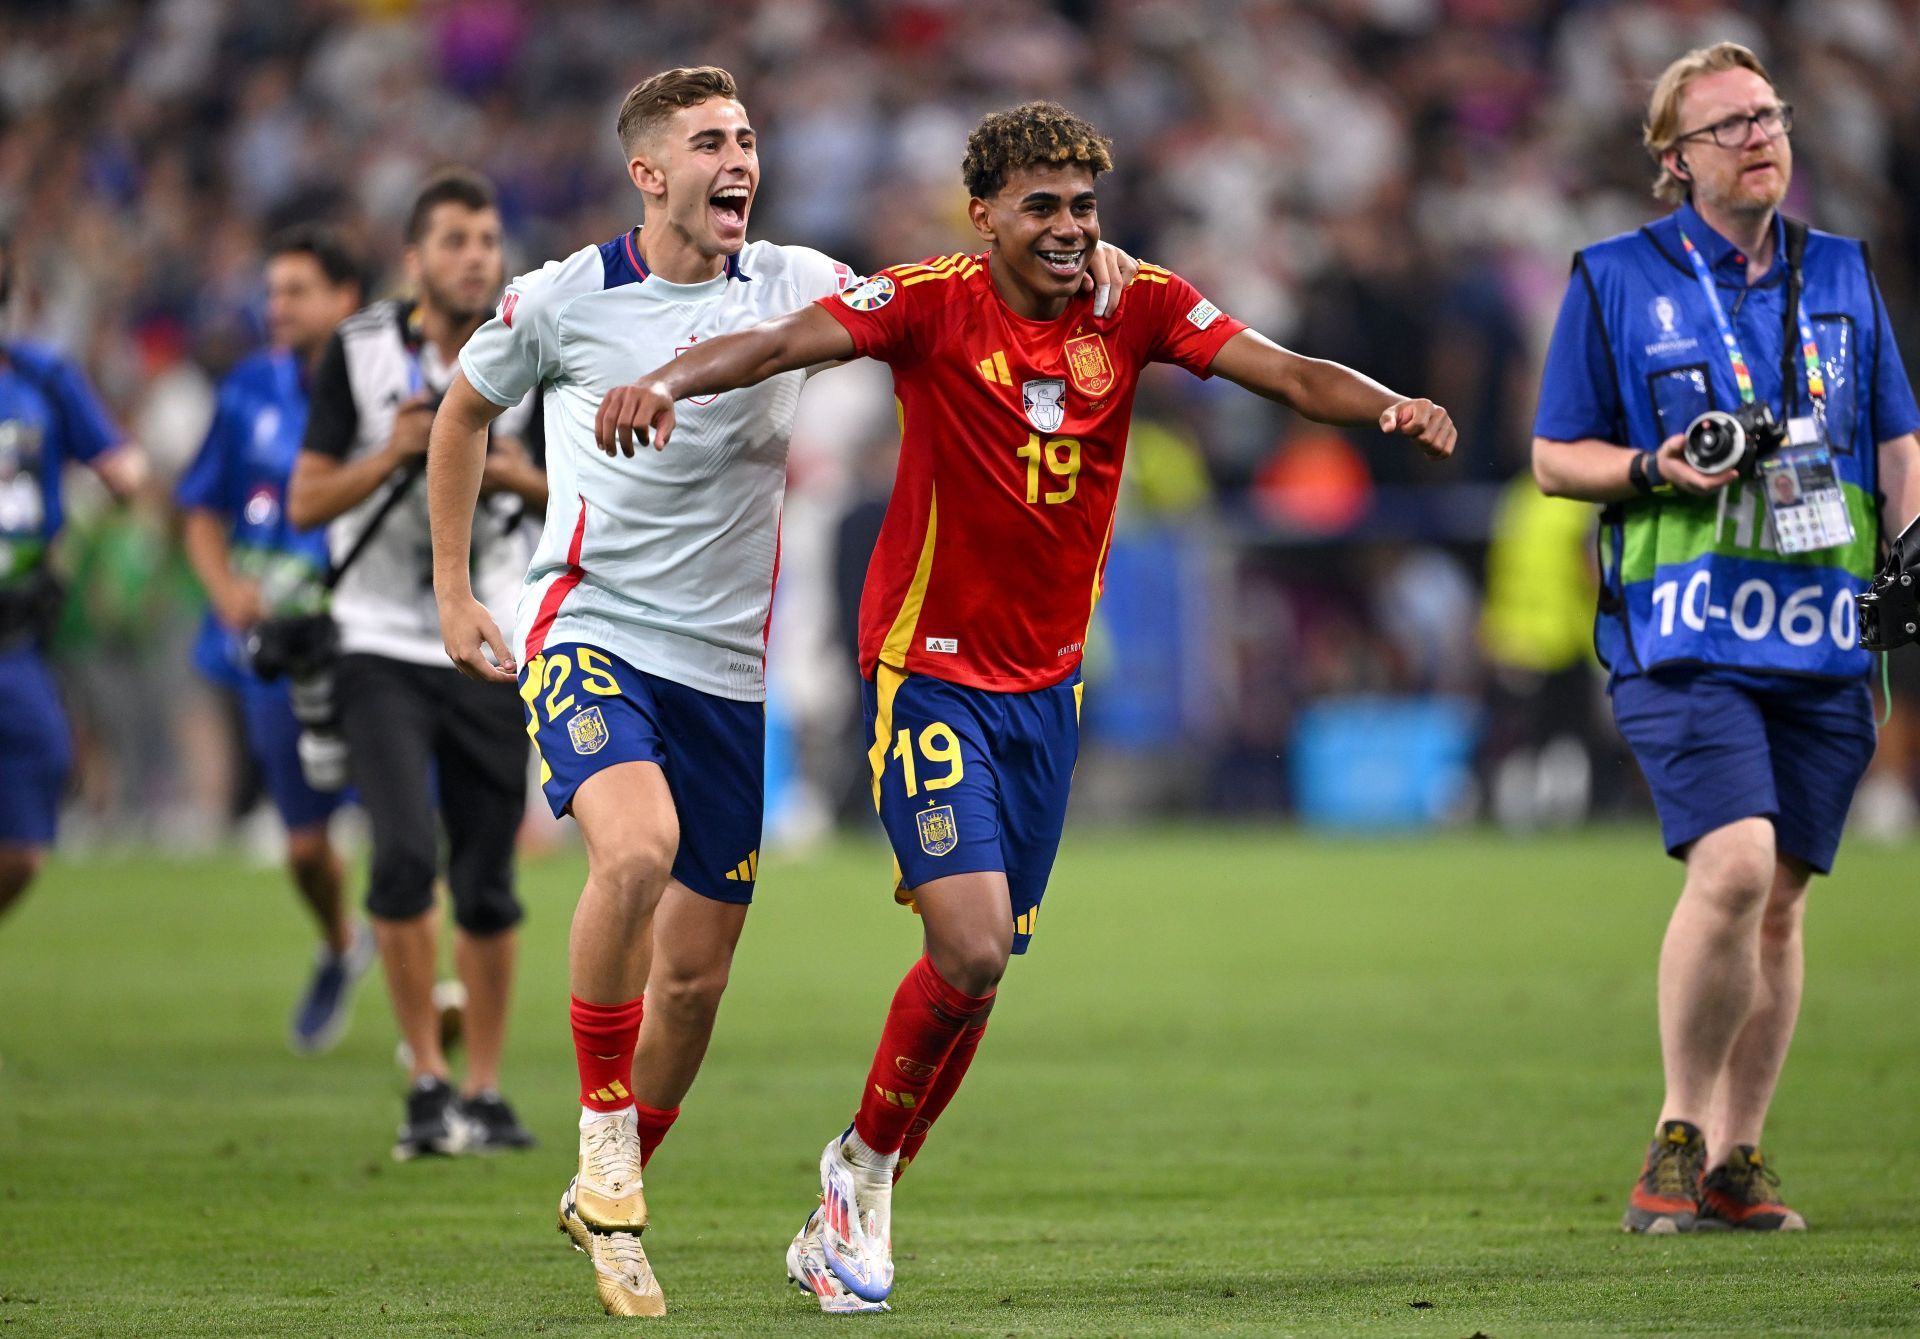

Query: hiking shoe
[1622,1118,1706,1234]
[1698,1145,1807,1231]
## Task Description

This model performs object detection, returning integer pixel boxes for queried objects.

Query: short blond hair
[1643,42,1776,205]
[616,66,739,156]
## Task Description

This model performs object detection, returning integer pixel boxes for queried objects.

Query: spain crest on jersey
[1022,378,1066,433]
[916,804,958,857]
[568,705,610,755]
[1064,333,1114,397]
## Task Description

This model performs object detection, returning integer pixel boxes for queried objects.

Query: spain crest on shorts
[568,705,609,755]
[916,804,958,857]
[1063,333,1114,397]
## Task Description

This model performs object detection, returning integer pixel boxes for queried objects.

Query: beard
[420,275,495,325]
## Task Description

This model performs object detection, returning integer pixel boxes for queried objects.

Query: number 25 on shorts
[893,722,965,798]
[526,646,622,724]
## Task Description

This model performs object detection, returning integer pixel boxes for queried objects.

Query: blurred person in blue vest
[0,231,149,920]
[176,225,374,1053]
[1533,43,1920,1234]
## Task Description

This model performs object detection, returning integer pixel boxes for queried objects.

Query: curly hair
[963,102,1114,200]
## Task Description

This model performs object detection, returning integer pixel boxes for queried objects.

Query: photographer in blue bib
[1532,43,1920,1234]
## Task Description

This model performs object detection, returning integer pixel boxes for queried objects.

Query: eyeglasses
[1675,104,1794,149]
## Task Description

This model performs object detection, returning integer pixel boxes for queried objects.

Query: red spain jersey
[819,253,1246,692]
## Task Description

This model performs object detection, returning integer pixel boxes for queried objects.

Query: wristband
[1628,450,1671,496]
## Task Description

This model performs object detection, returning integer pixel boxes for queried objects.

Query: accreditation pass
[1760,432,1853,556]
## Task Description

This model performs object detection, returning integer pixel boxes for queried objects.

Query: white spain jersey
[460,232,854,701]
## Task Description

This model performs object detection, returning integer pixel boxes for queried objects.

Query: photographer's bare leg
[377,909,448,1081]
[456,928,515,1095]
[1706,856,1810,1157]
[1657,817,1775,1127]
[287,825,350,955]
[0,845,42,921]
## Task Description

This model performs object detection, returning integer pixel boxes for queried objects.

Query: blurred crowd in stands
[6,0,1920,845]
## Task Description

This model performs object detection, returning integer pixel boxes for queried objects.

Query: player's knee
[933,937,1009,998]
[648,961,730,1025]
[592,837,676,913]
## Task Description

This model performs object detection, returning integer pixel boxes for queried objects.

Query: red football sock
[895,1016,989,1183]
[571,994,644,1113]
[852,955,995,1156]
[633,1101,679,1167]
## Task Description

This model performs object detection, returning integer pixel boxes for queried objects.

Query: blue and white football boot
[787,1203,890,1313]
[816,1132,894,1304]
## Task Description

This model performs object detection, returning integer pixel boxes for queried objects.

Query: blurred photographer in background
[176,225,370,1053]
[1532,43,1920,1234]
[0,231,148,922]
[287,170,545,1160]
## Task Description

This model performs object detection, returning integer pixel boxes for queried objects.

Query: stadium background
[6,4,1920,1337]
[7,0,1920,848]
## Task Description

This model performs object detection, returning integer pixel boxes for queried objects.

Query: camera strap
[321,457,425,592]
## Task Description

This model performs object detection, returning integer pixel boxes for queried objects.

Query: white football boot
[817,1133,895,1303]
[557,1176,666,1317]
[787,1204,890,1314]
[574,1108,648,1231]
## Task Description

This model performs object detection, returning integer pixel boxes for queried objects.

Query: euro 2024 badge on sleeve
[1023,378,1066,433]
[568,704,610,756]
[916,804,958,857]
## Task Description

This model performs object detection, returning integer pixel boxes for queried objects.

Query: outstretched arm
[1207,329,1456,460]
[595,303,858,456]
[429,370,517,683]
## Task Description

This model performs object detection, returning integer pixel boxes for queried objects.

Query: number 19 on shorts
[1649,573,1857,650]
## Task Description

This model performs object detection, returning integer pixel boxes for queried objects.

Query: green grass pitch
[3,827,1918,1336]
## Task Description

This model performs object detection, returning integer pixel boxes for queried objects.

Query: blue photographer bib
[1552,204,1897,681]
[174,350,330,685]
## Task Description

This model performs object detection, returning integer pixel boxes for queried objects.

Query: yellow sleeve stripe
[1127,272,1171,287]
[1138,262,1173,276]
[901,262,981,287]
[878,483,940,670]
[893,254,972,278]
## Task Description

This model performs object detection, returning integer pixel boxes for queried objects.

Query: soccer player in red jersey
[595,101,1455,1309]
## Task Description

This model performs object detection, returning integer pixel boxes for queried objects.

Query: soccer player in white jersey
[428,66,1135,1317]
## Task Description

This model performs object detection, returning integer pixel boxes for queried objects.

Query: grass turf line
[1,828,1917,1336]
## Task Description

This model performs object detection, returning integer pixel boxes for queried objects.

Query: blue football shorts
[236,678,347,831]
[1610,665,1875,873]
[863,664,1081,954]
[520,642,764,904]
[0,645,71,845]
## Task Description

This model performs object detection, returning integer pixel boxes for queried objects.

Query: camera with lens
[1858,513,1920,651]
[1683,403,1788,476]
[244,613,351,791]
